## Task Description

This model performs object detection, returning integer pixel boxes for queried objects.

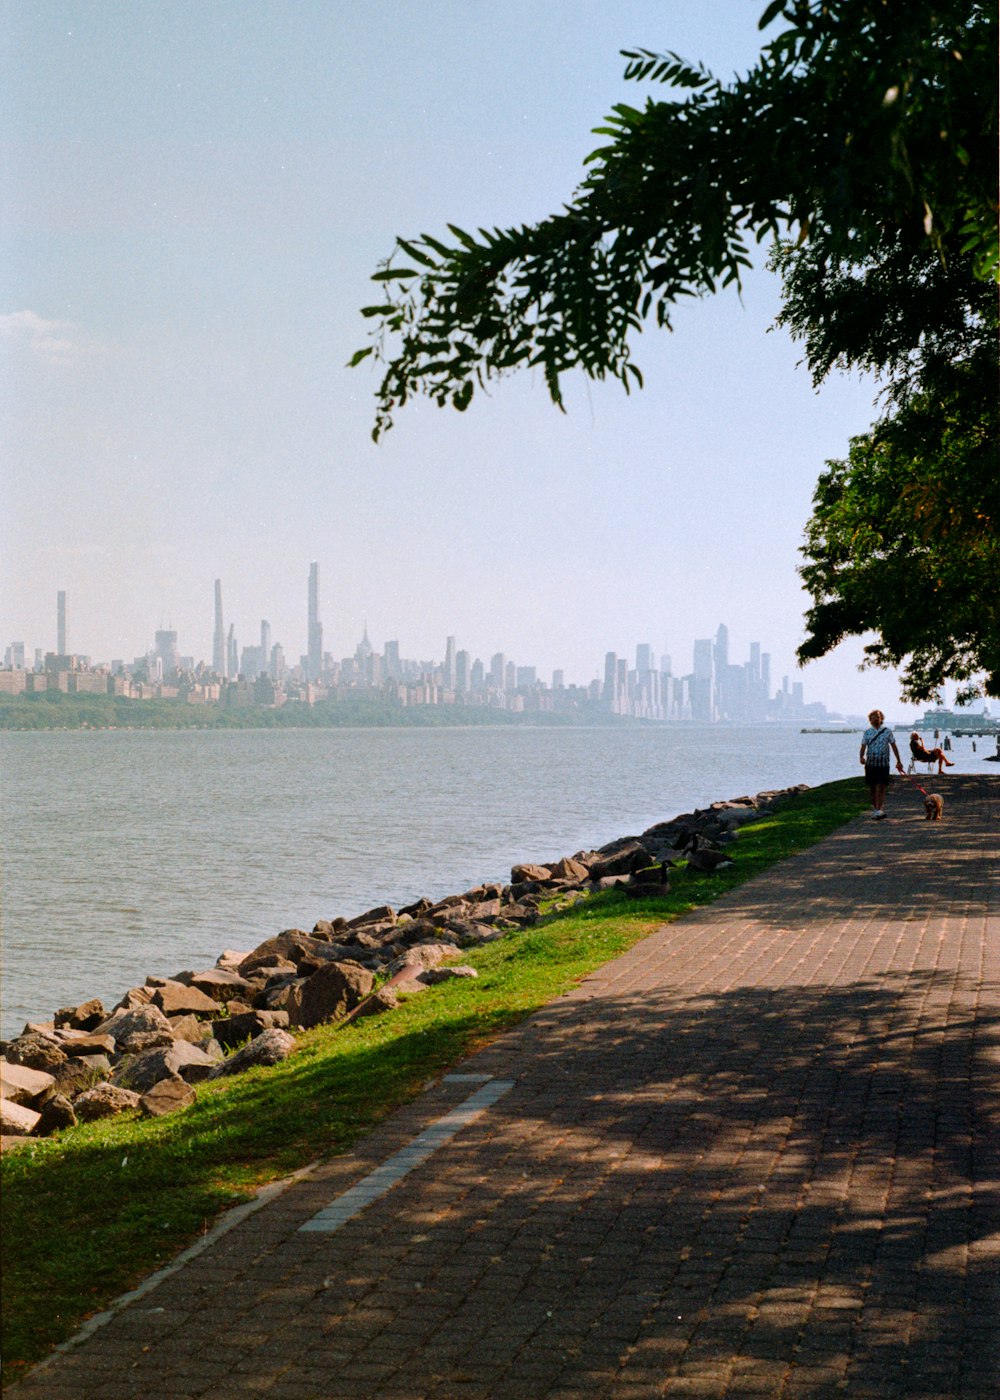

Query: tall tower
[57,590,67,655]
[260,620,272,677]
[307,563,323,681]
[444,635,456,690]
[213,580,226,678]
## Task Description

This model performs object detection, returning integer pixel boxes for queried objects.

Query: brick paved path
[15,776,999,1399]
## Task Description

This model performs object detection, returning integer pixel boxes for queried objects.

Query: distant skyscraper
[455,649,470,694]
[636,643,653,674]
[155,629,179,677]
[384,640,401,678]
[490,652,505,689]
[227,624,238,679]
[57,591,67,655]
[604,651,617,702]
[260,620,272,677]
[213,580,226,677]
[714,623,728,673]
[307,563,323,680]
[444,635,456,690]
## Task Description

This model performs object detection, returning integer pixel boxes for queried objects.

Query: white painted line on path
[299,1078,515,1234]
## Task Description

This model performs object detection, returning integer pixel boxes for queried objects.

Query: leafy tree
[356,0,997,700]
[798,355,998,702]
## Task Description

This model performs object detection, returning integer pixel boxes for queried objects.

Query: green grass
[0,778,867,1376]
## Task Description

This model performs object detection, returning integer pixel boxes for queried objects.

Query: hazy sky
[0,1,960,717]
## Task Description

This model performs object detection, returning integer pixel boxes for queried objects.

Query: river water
[1,724,990,1037]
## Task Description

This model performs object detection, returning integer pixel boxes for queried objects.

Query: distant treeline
[0,691,624,731]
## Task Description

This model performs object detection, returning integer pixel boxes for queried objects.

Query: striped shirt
[862,725,896,766]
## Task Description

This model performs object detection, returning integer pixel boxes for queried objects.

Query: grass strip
[1,777,867,1376]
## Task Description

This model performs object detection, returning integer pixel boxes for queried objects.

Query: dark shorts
[865,763,890,790]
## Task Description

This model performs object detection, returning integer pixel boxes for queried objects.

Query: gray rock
[385,943,460,976]
[4,1033,67,1073]
[210,1028,296,1078]
[105,1004,175,1050]
[74,1083,141,1121]
[286,961,375,1030]
[113,1040,222,1092]
[419,966,479,984]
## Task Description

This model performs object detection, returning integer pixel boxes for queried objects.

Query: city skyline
[0,575,904,722]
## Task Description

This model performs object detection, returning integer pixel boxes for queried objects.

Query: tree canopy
[356,0,998,701]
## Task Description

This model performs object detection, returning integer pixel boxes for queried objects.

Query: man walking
[860,709,905,820]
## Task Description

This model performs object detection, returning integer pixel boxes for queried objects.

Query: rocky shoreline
[0,785,808,1142]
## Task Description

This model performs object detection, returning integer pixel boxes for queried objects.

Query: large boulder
[510,862,552,884]
[113,1041,222,1093]
[238,931,333,978]
[106,986,155,1016]
[0,1098,40,1136]
[211,1010,290,1051]
[34,1092,78,1135]
[210,1028,296,1078]
[286,961,375,1030]
[419,966,479,985]
[549,856,591,883]
[140,1076,197,1117]
[54,999,107,1032]
[176,969,257,1004]
[151,981,220,1018]
[385,943,461,976]
[103,1004,175,1051]
[52,1057,110,1097]
[588,839,651,881]
[168,1014,216,1045]
[0,1059,56,1106]
[351,987,402,1019]
[74,1083,141,1121]
[4,1033,67,1073]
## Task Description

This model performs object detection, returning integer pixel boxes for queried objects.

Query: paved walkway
[15,776,1000,1399]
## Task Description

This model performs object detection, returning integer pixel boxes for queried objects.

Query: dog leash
[896,769,930,798]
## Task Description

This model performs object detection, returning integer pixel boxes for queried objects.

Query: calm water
[1,724,990,1036]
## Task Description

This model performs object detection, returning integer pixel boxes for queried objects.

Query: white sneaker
[873,810,887,820]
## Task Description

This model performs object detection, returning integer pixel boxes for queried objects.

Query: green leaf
[371,268,420,282]
[348,347,374,367]
[758,0,787,32]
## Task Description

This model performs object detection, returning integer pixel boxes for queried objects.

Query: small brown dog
[924,793,944,821]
